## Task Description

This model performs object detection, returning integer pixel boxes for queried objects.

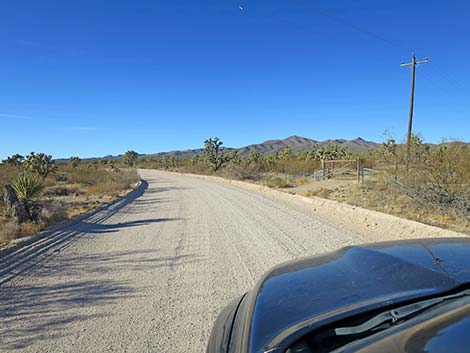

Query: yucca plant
[11,174,44,201]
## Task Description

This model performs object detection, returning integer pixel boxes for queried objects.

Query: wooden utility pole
[400,54,429,170]
[356,159,361,183]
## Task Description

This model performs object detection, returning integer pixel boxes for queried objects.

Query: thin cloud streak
[64,126,97,131]
[0,113,33,120]
[0,114,97,131]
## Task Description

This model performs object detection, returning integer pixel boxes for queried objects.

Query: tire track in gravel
[207,184,308,258]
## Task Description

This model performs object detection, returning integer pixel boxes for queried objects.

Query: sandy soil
[285,179,357,195]
[0,170,465,353]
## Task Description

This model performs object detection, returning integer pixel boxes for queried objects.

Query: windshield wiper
[335,289,470,336]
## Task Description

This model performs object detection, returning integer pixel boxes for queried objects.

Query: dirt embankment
[172,172,466,241]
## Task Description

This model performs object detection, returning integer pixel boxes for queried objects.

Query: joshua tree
[296,150,312,160]
[107,160,121,172]
[24,152,58,179]
[162,156,171,170]
[314,144,351,161]
[247,150,262,165]
[69,156,81,169]
[5,174,43,223]
[123,150,138,167]
[2,153,24,166]
[227,151,243,166]
[191,155,203,166]
[203,137,234,172]
[276,147,293,160]
[407,134,429,165]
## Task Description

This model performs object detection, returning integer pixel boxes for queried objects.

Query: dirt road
[0,169,441,352]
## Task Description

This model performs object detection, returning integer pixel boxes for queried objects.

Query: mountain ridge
[145,135,379,158]
[54,136,380,161]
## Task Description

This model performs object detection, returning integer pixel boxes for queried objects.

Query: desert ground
[0,169,464,353]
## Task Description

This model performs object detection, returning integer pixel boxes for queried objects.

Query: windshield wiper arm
[335,289,470,336]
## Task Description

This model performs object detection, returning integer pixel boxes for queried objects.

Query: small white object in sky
[239,5,245,11]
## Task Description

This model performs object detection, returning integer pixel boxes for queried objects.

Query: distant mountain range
[56,136,380,162]
[144,136,379,158]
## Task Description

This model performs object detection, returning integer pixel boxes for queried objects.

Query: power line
[292,2,469,126]
[240,0,469,140]
[417,64,470,117]
[289,0,409,51]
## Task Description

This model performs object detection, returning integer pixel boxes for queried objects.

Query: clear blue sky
[1,0,469,159]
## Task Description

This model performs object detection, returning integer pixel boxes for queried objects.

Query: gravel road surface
[1,169,393,352]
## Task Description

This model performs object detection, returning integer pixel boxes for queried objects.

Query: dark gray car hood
[244,238,470,353]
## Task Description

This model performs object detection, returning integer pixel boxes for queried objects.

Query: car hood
[245,237,470,353]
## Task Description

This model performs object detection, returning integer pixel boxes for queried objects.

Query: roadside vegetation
[0,152,139,244]
[138,135,470,234]
[348,136,470,233]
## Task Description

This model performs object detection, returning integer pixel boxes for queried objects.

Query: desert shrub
[38,202,69,224]
[0,220,21,242]
[276,159,319,176]
[0,164,22,190]
[303,187,335,198]
[86,168,139,196]
[398,142,470,219]
[68,201,101,218]
[55,173,68,182]
[0,204,67,243]
[0,154,140,243]
[19,221,45,236]
[225,163,263,180]
[44,186,70,196]
[264,176,293,188]
[67,164,103,185]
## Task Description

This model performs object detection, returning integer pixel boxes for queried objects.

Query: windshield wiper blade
[335,289,470,336]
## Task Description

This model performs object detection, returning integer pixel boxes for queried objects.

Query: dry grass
[0,165,21,190]
[262,174,310,189]
[0,222,49,244]
[19,221,46,236]
[302,187,335,198]
[0,163,139,244]
[0,221,21,243]
[44,184,82,197]
[297,179,470,235]
[67,201,101,218]
[0,201,71,243]
[264,176,293,188]
[287,141,470,234]
[88,169,138,196]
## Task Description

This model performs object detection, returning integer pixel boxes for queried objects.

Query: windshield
[287,289,470,353]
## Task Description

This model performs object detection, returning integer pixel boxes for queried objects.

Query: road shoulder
[154,170,466,241]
